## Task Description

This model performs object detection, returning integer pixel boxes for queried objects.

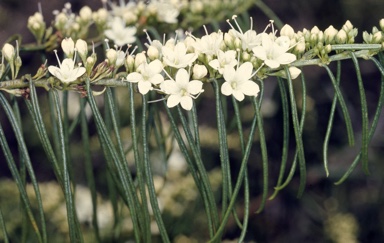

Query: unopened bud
[380,19,384,32]
[75,39,88,63]
[125,55,135,72]
[147,46,159,60]
[2,43,15,62]
[342,20,353,33]
[61,38,75,58]
[106,49,117,65]
[280,24,295,39]
[335,29,347,44]
[79,6,92,22]
[373,31,383,44]
[134,52,147,70]
[324,25,338,44]
[192,64,207,80]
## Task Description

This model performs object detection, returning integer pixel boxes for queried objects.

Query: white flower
[48,57,86,83]
[193,31,223,56]
[148,1,179,24]
[221,62,259,101]
[104,17,137,46]
[252,33,296,69]
[127,59,164,95]
[161,68,204,110]
[209,50,237,74]
[162,42,197,68]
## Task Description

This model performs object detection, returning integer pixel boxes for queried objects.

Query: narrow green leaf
[212,80,231,218]
[269,78,290,200]
[128,84,151,242]
[285,67,306,197]
[252,96,269,213]
[79,98,101,242]
[0,92,47,243]
[26,80,63,186]
[163,101,215,237]
[87,80,142,242]
[106,87,143,239]
[210,101,258,243]
[335,55,384,184]
[0,208,9,243]
[322,65,355,146]
[177,105,220,233]
[350,52,369,174]
[141,95,170,243]
[323,61,342,177]
[51,90,83,243]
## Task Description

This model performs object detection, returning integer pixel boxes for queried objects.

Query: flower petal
[127,72,143,83]
[180,96,193,110]
[239,81,260,97]
[221,82,233,96]
[167,94,181,108]
[187,80,203,95]
[276,53,296,65]
[138,81,152,95]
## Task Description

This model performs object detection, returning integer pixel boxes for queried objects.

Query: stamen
[104,39,110,49]
[162,68,174,81]
[53,50,62,68]
[232,15,243,34]
[226,19,236,31]
[143,29,152,45]
[148,96,167,103]
[250,17,253,30]
[251,63,265,78]
[38,2,43,16]
[203,25,209,36]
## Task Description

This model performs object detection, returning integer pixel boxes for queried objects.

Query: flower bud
[324,44,332,53]
[115,50,126,69]
[224,32,235,49]
[86,53,97,75]
[363,31,372,43]
[125,54,135,72]
[134,52,147,70]
[373,31,383,44]
[192,64,207,79]
[61,38,75,58]
[27,12,46,44]
[280,24,295,39]
[54,12,68,30]
[335,29,347,44]
[79,6,92,23]
[2,43,15,63]
[242,51,251,61]
[147,46,159,60]
[311,26,320,35]
[342,20,353,33]
[380,19,384,32]
[75,39,88,63]
[106,49,117,65]
[324,25,338,44]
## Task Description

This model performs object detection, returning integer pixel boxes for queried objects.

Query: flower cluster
[24,1,254,50]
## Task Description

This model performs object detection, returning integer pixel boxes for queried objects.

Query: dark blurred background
[1,0,384,242]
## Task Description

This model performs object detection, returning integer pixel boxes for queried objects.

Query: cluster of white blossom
[45,16,306,110]
[25,1,253,49]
